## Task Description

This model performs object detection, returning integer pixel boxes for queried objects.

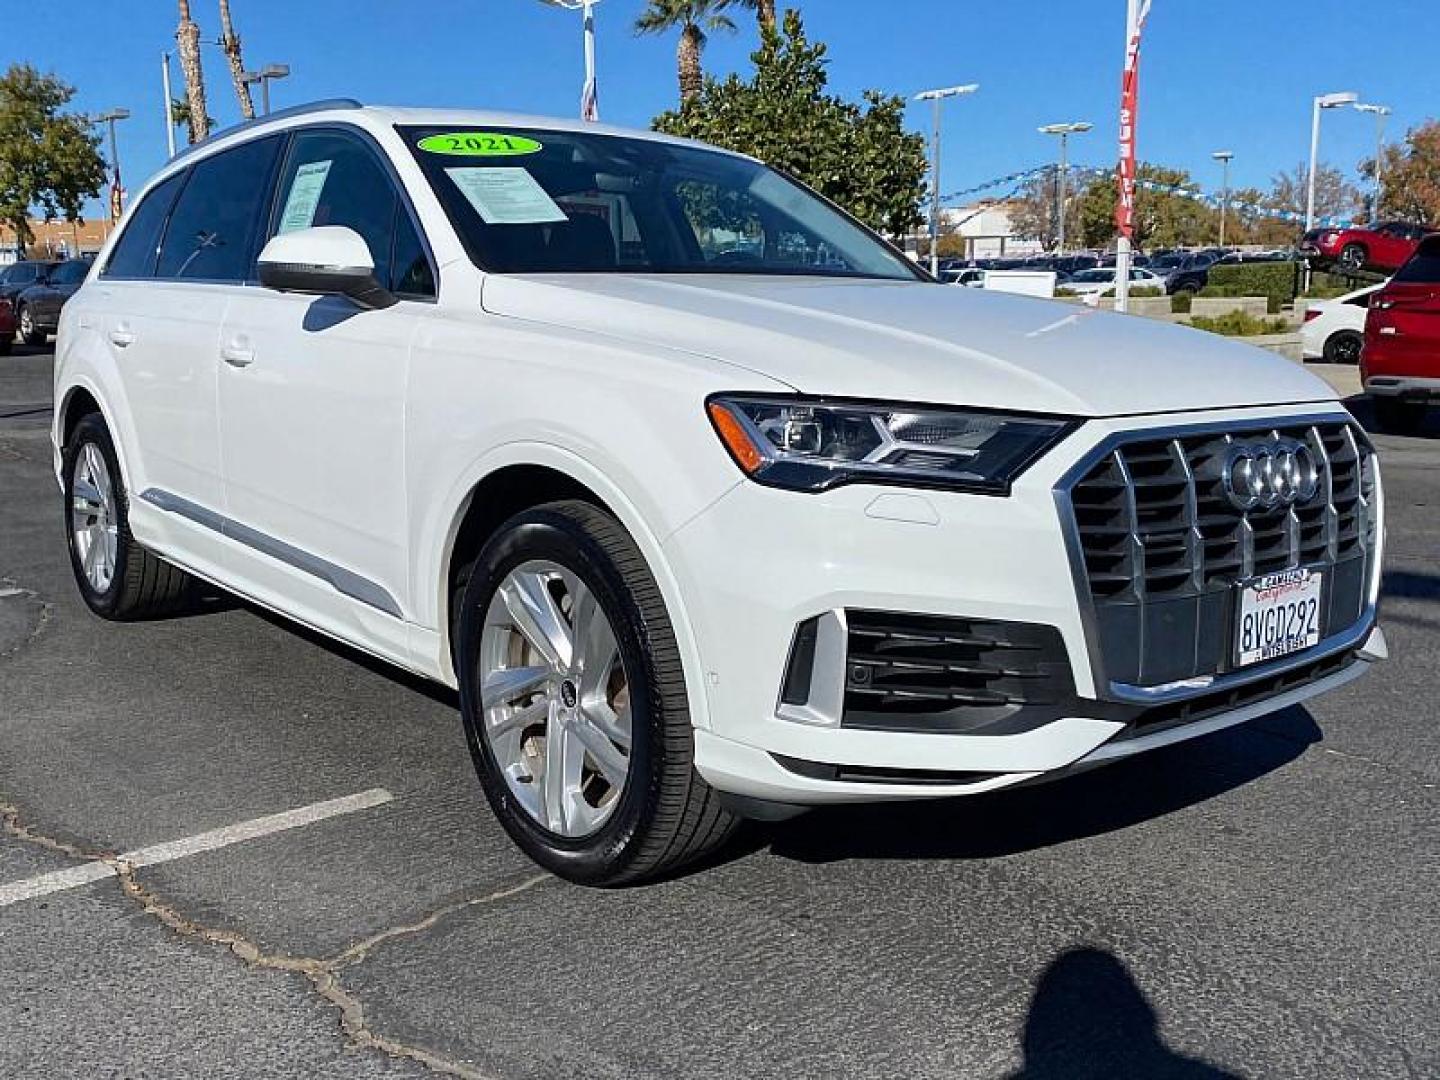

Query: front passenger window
[271,129,434,297]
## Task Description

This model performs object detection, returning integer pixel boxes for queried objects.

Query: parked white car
[1063,266,1167,298]
[1302,282,1384,364]
[54,102,1387,884]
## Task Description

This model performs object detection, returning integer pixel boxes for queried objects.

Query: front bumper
[663,402,1383,804]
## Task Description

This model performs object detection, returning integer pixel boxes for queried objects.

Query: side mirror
[256,226,396,310]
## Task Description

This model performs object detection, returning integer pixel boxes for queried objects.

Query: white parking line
[0,788,393,909]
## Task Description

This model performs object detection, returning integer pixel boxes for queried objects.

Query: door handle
[220,344,255,368]
[108,327,135,348]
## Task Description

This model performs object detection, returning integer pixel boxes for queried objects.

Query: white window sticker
[446,167,567,225]
[278,160,332,233]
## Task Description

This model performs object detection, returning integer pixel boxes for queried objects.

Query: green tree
[635,0,740,105]
[654,11,927,238]
[1072,164,1217,249]
[0,64,107,251]
[1371,119,1440,224]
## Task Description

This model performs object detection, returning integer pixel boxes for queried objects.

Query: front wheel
[455,500,737,885]
[1337,243,1368,275]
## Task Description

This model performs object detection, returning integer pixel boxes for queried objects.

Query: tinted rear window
[1394,237,1440,284]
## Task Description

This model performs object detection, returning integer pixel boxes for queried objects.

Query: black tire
[17,304,45,346]
[1372,397,1428,435]
[63,413,196,619]
[0,336,11,356]
[456,499,737,885]
[1337,243,1367,275]
[1323,330,1363,365]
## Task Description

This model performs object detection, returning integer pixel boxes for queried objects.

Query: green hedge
[1205,262,1300,313]
[1171,292,1193,314]
[1189,311,1291,337]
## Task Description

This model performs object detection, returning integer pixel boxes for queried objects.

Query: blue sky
[6,1,1436,216]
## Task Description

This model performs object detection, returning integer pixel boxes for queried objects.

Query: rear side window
[1394,237,1440,284]
[270,128,434,297]
[104,173,184,279]
[157,135,283,282]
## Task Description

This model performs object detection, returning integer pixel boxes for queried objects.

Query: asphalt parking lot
[1,344,1436,1079]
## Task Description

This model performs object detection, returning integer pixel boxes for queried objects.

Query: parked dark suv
[14,258,90,345]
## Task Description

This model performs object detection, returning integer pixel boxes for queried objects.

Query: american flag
[109,165,125,223]
[581,76,599,122]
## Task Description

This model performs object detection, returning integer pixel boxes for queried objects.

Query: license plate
[1234,568,1324,668]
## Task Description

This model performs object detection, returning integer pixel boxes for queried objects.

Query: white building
[943,200,1044,259]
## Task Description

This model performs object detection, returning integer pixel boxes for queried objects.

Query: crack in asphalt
[0,797,549,1080]
[0,580,54,663]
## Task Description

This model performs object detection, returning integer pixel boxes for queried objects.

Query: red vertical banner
[1115,0,1150,240]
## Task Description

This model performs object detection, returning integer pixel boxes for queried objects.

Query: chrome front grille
[1063,419,1378,688]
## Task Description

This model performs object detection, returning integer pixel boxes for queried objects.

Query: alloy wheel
[478,559,632,838]
[70,442,118,593]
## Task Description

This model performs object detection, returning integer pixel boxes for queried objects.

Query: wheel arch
[427,445,713,732]
[55,379,133,495]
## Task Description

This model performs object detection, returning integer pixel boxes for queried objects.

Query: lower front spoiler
[696,627,1385,808]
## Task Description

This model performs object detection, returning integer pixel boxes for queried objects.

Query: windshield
[400,126,921,280]
[1069,269,1112,283]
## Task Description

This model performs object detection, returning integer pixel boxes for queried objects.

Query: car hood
[480,274,1335,417]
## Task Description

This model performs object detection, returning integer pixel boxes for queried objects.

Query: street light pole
[1212,150,1233,246]
[259,63,290,115]
[1354,103,1391,221]
[1039,122,1092,253]
[1306,91,1358,231]
[97,109,131,223]
[914,83,979,276]
[161,52,176,158]
[539,0,603,121]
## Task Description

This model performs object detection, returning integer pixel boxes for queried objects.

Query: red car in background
[0,297,15,356]
[1302,220,1429,275]
[1363,232,1440,434]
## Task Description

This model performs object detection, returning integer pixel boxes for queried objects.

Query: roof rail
[170,98,364,163]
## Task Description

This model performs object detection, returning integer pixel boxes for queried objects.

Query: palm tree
[218,0,256,120]
[635,0,738,105]
[175,0,210,143]
[747,0,777,32]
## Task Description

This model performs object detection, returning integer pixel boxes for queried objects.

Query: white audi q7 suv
[53,101,1387,884]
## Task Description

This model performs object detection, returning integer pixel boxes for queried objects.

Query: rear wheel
[0,335,11,356]
[17,304,45,346]
[1372,397,1428,435]
[455,500,737,885]
[1337,243,1368,275]
[1323,330,1363,365]
[63,414,196,619]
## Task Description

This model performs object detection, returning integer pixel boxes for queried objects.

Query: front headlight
[706,395,1074,494]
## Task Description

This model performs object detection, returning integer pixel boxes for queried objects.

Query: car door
[216,126,437,646]
[92,137,285,574]
[1372,237,1440,376]
[32,260,86,327]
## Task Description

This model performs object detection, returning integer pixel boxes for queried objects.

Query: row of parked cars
[938,246,1291,296]
[0,257,92,354]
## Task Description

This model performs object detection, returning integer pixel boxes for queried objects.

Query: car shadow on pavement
[1344,393,1439,439]
[1004,947,1242,1079]
[762,707,1322,864]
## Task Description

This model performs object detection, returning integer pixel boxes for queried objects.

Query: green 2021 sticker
[417,132,543,157]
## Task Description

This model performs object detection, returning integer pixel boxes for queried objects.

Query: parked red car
[0,297,15,355]
[1362,233,1440,433]
[1302,220,1429,275]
